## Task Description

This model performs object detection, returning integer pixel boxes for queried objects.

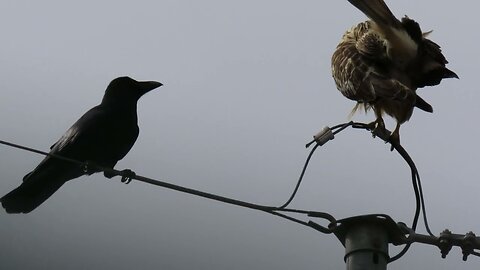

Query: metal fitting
[313,126,334,146]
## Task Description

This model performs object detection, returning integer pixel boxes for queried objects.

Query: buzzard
[331,0,457,148]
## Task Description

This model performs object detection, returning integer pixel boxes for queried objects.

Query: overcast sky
[0,1,478,269]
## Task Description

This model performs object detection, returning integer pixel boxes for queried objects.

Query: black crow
[1,76,162,213]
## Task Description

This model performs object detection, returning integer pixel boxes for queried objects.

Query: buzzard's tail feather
[415,94,433,113]
[348,0,400,27]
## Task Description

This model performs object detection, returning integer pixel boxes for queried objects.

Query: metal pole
[344,221,389,270]
[330,214,406,270]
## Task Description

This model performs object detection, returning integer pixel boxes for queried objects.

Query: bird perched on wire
[0,76,162,213]
[331,0,457,149]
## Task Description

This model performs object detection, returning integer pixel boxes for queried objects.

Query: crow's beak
[443,68,459,79]
[138,81,163,93]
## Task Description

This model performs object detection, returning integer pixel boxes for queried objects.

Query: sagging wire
[3,128,478,262]
[1,125,469,262]
[279,121,353,209]
[351,123,435,262]
[282,121,433,263]
[346,122,422,262]
[278,143,319,209]
[0,139,335,235]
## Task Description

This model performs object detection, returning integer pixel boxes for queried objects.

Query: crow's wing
[1,105,139,213]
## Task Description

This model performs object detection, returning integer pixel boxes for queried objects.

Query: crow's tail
[1,175,66,214]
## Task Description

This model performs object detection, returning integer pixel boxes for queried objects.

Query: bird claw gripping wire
[119,169,136,184]
[102,168,136,184]
[307,122,385,148]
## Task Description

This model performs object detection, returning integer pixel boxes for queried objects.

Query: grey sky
[0,1,478,269]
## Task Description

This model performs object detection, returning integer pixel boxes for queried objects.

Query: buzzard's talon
[120,169,136,184]
[366,117,396,143]
[367,117,386,138]
[388,134,400,151]
[388,125,401,151]
[366,121,377,132]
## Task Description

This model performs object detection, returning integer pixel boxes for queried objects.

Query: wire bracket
[313,126,334,146]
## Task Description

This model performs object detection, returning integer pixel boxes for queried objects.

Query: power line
[279,122,433,235]
[0,122,431,239]
[279,122,353,209]
[0,138,335,233]
[0,122,441,262]
[278,143,319,209]
[281,121,433,262]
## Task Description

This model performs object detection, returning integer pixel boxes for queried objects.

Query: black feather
[1,77,161,213]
